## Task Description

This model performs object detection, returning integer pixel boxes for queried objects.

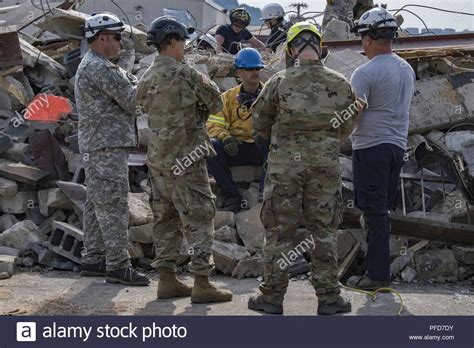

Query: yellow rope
[342,285,405,316]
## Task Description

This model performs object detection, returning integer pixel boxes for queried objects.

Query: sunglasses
[242,67,262,72]
[233,20,246,28]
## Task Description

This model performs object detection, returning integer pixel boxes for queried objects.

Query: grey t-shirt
[350,53,415,151]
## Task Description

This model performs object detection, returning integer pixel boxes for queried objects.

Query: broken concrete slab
[409,73,474,134]
[325,48,369,81]
[0,214,19,232]
[128,223,153,244]
[0,191,37,214]
[452,245,474,264]
[214,211,235,229]
[0,254,16,276]
[0,220,40,250]
[28,242,76,271]
[128,192,153,226]
[288,256,310,278]
[0,176,17,196]
[231,255,263,279]
[415,249,459,282]
[235,203,265,254]
[0,246,20,257]
[0,162,49,186]
[38,188,74,217]
[214,225,240,245]
[212,240,250,276]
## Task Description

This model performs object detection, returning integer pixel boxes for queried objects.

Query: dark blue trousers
[352,143,405,282]
[207,138,269,197]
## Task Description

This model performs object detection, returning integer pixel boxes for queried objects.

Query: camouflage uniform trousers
[259,164,343,304]
[82,147,131,271]
[148,160,216,276]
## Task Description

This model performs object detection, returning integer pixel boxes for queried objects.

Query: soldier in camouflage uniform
[75,12,150,286]
[247,22,355,315]
[137,16,233,303]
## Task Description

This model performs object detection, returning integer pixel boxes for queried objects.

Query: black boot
[106,266,151,286]
[81,260,106,277]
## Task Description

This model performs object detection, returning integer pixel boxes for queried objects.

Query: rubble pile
[0,4,473,285]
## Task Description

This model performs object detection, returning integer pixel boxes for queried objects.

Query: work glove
[223,137,240,157]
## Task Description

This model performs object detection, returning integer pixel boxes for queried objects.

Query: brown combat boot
[317,294,352,315]
[191,275,233,303]
[157,268,193,299]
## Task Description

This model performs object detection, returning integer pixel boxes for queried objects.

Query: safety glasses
[242,67,262,72]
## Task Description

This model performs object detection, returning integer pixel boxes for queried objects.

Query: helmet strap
[290,37,320,60]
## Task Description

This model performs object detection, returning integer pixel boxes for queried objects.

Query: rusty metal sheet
[0,30,22,68]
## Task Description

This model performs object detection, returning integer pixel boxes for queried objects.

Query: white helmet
[84,12,125,39]
[197,34,218,52]
[351,7,398,38]
[260,3,285,21]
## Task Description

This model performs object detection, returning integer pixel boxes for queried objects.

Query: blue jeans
[207,138,269,197]
[352,143,405,282]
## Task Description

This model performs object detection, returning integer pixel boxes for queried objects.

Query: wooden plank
[338,242,361,279]
[390,213,474,245]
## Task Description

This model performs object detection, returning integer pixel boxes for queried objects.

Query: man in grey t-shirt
[347,7,415,290]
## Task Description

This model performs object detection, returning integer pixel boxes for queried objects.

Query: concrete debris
[214,211,236,230]
[0,176,18,196]
[0,191,37,214]
[235,203,265,254]
[45,221,83,264]
[214,225,240,245]
[0,220,40,250]
[212,240,251,275]
[231,255,263,279]
[452,245,474,264]
[0,246,20,257]
[0,213,19,231]
[38,188,74,217]
[322,19,355,42]
[128,223,153,244]
[128,192,153,226]
[128,242,145,260]
[414,249,459,282]
[0,254,16,276]
[401,266,418,283]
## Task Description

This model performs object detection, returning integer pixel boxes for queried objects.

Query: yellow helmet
[286,21,322,54]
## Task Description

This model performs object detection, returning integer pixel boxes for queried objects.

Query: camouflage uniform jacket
[137,55,223,175]
[252,59,355,171]
[75,49,138,154]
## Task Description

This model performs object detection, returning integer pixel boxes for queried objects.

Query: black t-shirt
[216,24,253,54]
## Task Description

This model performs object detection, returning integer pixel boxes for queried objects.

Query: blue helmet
[234,48,264,69]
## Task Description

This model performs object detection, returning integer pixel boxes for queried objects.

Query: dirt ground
[1,270,473,316]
